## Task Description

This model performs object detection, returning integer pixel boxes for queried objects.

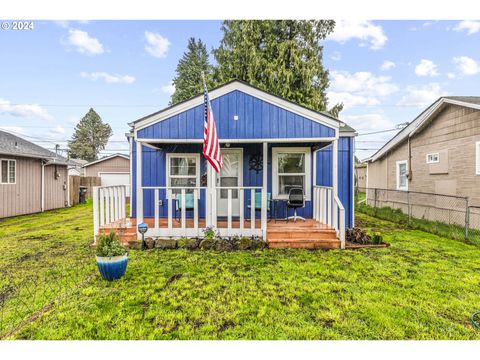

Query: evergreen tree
[213,20,343,116]
[68,108,112,161]
[170,37,212,105]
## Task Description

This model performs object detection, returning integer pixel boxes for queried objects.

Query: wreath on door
[249,154,263,173]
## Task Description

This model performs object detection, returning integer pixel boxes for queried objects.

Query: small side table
[273,199,288,223]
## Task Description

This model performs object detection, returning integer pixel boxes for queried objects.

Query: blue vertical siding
[315,137,354,228]
[137,90,336,140]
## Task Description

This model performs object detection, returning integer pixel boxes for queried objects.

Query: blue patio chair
[175,193,196,222]
[247,192,272,221]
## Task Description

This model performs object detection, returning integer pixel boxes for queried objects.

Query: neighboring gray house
[0,130,70,218]
[68,158,88,176]
[367,96,480,204]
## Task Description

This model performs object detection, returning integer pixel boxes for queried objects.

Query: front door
[216,149,243,217]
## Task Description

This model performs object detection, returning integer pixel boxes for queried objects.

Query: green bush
[96,231,128,257]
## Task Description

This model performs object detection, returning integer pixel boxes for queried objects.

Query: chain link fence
[0,263,97,339]
[355,187,480,246]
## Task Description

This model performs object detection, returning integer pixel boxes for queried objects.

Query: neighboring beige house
[355,163,367,190]
[83,153,130,194]
[0,130,69,218]
[367,96,480,206]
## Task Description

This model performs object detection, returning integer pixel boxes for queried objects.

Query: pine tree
[68,108,112,161]
[170,38,212,105]
[213,20,343,116]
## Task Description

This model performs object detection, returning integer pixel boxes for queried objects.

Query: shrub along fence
[356,187,480,246]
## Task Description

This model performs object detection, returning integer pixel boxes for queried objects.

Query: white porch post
[261,142,268,240]
[332,138,338,229]
[207,163,217,227]
[136,140,144,238]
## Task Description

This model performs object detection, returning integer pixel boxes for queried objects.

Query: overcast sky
[0,20,479,159]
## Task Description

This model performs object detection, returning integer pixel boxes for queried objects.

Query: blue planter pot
[96,254,128,281]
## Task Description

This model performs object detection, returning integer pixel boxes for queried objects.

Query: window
[426,153,439,164]
[272,147,311,200]
[396,160,408,191]
[166,153,200,195]
[1,159,16,184]
[476,142,480,175]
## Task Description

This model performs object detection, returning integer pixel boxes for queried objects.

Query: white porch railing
[313,185,346,249]
[141,186,265,238]
[93,185,128,242]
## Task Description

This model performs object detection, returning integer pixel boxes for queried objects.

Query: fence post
[407,190,411,225]
[465,197,470,241]
[374,188,378,215]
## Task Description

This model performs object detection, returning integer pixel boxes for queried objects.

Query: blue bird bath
[96,254,128,281]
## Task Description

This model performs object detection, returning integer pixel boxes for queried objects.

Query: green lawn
[2,203,480,339]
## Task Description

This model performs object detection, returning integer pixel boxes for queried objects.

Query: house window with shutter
[1,159,16,184]
[476,142,480,175]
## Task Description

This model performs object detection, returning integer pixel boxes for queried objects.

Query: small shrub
[96,231,128,257]
[203,225,219,240]
[346,227,371,244]
[371,232,383,245]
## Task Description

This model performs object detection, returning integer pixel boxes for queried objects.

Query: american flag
[202,79,222,172]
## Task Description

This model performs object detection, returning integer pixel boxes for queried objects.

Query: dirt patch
[219,320,236,332]
[161,273,183,290]
[323,319,335,328]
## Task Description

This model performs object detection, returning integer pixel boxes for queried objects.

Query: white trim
[131,81,341,132]
[426,152,439,164]
[98,171,130,175]
[262,142,268,240]
[476,141,480,176]
[352,137,355,227]
[136,141,143,233]
[129,137,133,216]
[135,137,336,144]
[41,161,45,211]
[83,153,129,168]
[271,147,311,201]
[0,158,16,184]
[396,160,408,191]
[166,153,201,195]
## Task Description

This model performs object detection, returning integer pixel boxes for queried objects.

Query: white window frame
[396,160,408,191]
[476,142,480,176]
[0,159,16,184]
[426,153,439,164]
[166,153,200,196]
[272,147,311,201]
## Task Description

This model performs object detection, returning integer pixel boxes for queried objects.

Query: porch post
[332,138,338,229]
[261,142,268,240]
[207,163,217,227]
[136,140,144,238]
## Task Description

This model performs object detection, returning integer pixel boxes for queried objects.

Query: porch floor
[99,218,340,249]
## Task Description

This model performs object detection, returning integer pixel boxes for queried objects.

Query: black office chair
[286,187,305,223]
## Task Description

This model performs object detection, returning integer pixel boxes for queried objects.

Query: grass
[356,198,480,247]
[2,203,480,339]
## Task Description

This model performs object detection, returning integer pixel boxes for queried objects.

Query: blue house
[95,80,356,249]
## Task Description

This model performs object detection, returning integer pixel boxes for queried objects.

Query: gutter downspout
[407,136,412,183]
[41,160,46,212]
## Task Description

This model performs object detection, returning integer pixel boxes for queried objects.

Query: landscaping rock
[155,238,177,249]
[127,240,143,250]
[145,237,156,249]
[214,239,233,251]
[184,238,200,250]
[251,237,267,250]
[199,239,215,250]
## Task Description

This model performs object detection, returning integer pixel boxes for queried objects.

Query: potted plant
[96,231,128,281]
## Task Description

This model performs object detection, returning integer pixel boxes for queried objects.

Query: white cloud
[453,56,480,76]
[0,98,52,121]
[328,92,379,109]
[144,31,170,58]
[66,29,104,55]
[50,126,65,135]
[330,51,342,61]
[80,72,136,84]
[161,81,175,95]
[330,71,398,97]
[343,113,393,132]
[414,59,439,77]
[0,126,26,135]
[380,60,395,71]
[397,83,446,107]
[453,20,480,35]
[328,20,387,50]
[447,72,456,79]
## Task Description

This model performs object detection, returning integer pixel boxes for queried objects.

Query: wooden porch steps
[267,227,340,249]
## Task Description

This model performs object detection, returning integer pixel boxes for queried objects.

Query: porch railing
[141,186,266,238]
[313,185,345,249]
[92,185,128,242]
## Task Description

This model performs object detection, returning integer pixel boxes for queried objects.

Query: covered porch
[93,137,346,249]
